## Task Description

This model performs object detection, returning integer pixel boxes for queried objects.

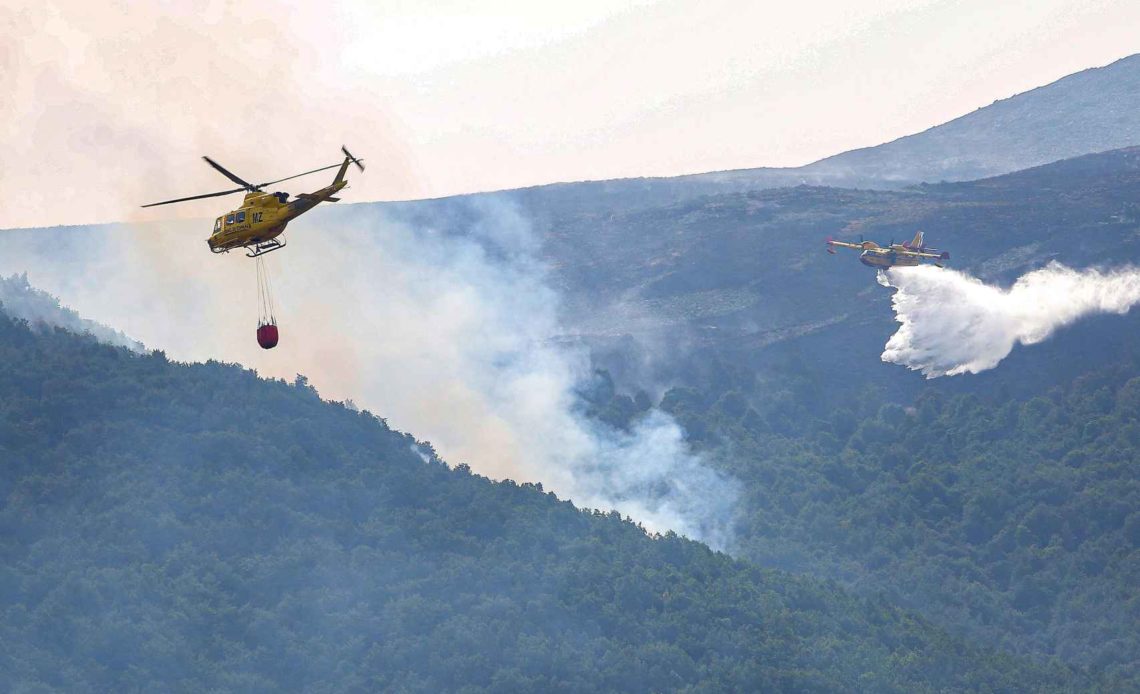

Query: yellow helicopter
[142,146,365,258]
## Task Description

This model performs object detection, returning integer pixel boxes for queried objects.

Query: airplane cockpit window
[236,211,246,223]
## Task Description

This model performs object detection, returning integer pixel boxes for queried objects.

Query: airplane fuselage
[827,233,948,269]
[859,248,924,269]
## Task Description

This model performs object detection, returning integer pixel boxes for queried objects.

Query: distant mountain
[0,307,1085,692]
[482,53,1140,213]
[804,53,1140,183]
[516,146,1140,354]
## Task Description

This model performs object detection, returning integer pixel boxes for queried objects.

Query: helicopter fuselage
[207,178,347,255]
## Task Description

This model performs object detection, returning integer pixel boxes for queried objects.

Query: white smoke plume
[0,273,143,352]
[878,262,1140,377]
[0,201,738,549]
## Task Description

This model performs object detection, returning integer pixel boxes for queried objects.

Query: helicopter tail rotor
[342,145,365,172]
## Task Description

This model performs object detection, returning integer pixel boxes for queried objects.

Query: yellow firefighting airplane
[142,146,364,258]
[826,231,950,269]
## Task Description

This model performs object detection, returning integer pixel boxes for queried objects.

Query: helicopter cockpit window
[226,214,235,225]
[236,211,246,223]
[213,218,222,233]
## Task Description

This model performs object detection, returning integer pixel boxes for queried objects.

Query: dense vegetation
[0,308,1089,692]
[534,144,1140,684]
[607,319,1140,686]
[535,148,1140,688]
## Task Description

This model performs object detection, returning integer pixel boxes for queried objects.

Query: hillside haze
[358,144,1140,395]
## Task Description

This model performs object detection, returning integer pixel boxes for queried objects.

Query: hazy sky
[3,0,1139,227]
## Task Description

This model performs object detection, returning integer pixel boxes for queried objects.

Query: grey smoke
[0,200,738,549]
[0,273,143,351]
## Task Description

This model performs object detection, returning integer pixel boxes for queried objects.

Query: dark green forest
[580,316,1140,687]
[514,146,1140,686]
[0,307,1093,692]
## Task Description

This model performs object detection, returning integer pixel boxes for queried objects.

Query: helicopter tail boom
[296,193,340,202]
[333,158,351,185]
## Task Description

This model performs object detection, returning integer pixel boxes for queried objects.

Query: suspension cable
[255,255,276,326]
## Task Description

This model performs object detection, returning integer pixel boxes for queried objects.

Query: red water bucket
[256,323,279,350]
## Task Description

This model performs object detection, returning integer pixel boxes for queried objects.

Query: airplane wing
[900,249,950,261]
[825,238,867,253]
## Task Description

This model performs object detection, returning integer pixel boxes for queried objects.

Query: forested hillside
[334,146,1140,428]
[491,145,1140,685]
[0,306,1091,692]
[517,145,1140,353]
[584,312,1140,685]
[0,274,141,352]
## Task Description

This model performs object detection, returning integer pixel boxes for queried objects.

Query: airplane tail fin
[910,230,924,249]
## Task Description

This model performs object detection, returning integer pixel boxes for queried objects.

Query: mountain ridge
[381,53,1140,218]
[803,53,1140,182]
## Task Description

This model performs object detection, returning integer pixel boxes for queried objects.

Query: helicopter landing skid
[245,238,286,258]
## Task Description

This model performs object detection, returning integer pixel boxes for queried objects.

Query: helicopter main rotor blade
[140,186,247,208]
[202,156,255,190]
[257,160,363,188]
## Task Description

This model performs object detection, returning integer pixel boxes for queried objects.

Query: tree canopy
[0,308,1088,692]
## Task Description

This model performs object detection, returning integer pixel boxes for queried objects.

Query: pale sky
[2,0,1139,228]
